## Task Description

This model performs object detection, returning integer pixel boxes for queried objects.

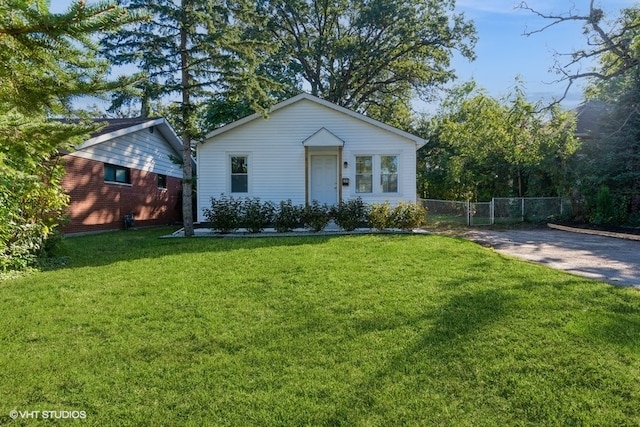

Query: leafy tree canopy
[419,82,578,201]
[255,0,477,129]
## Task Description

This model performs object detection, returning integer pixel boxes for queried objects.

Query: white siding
[70,128,182,178]
[197,98,419,221]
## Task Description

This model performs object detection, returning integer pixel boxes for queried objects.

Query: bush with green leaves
[1,122,83,272]
[368,202,393,230]
[590,185,629,225]
[274,200,304,232]
[392,201,428,230]
[332,198,369,231]
[241,198,274,233]
[303,200,332,232]
[202,197,428,234]
[203,195,242,233]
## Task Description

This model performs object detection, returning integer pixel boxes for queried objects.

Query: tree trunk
[140,94,151,118]
[180,3,194,237]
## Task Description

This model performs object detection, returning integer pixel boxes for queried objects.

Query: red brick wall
[60,155,182,234]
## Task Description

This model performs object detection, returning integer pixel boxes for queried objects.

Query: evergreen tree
[557,6,640,224]
[0,0,138,270]
[578,71,640,224]
[101,0,277,236]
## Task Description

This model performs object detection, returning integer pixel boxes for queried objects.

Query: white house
[196,93,426,222]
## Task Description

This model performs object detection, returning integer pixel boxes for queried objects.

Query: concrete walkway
[464,227,640,288]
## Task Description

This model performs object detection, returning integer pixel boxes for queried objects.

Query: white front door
[310,155,338,205]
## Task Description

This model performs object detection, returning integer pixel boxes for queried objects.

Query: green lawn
[1,228,639,426]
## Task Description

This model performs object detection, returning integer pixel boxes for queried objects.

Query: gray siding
[70,128,182,178]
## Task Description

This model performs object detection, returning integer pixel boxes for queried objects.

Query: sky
[447,0,636,112]
[50,0,636,114]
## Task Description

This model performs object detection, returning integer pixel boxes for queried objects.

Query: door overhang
[303,128,344,205]
[302,127,345,147]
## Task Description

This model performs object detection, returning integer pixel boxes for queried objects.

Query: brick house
[61,117,188,234]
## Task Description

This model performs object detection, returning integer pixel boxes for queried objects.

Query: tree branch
[519,1,640,106]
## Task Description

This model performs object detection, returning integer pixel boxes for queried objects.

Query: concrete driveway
[463,227,640,288]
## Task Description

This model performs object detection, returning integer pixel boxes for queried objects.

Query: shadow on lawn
[328,282,514,424]
[57,227,352,269]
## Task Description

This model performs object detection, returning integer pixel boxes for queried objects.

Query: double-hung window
[230,155,248,193]
[355,156,373,193]
[104,163,131,184]
[354,155,399,193]
[380,155,398,193]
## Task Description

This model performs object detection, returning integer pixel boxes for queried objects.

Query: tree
[519,1,640,106]
[255,0,476,129]
[101,0,278,237]
[575,73,640,224]
[0,0,138,270]
[419,83,578,201]
[521,3,640,223]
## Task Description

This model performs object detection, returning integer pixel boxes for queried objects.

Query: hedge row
[203,195,427,233]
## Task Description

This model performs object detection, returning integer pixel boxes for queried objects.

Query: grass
[1,227,639,426]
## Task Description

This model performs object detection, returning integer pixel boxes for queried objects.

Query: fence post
[467,201,471,226]
[490,198,495,225]
[521,198,525,222]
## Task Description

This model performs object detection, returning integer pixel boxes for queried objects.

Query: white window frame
[228,153,251,194]
[380,155,399,194]
[355,155,373,194]
[350,154,400,195]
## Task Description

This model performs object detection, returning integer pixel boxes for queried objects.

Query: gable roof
[57,116,195,171]
[77,117,183,155]
[202,93,427,148]
[302,127,345,147]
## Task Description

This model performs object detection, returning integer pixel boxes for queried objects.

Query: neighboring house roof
[78,117,183,156]
[57,116,194,172]
[574,100,612,139]
[202,93,427,148]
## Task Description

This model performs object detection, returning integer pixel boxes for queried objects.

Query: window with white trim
[355,156,373,193]
[230,155,248,193]
[353,155,399,194]
[380,155,398,193]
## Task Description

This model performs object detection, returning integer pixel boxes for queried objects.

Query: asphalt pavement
[463,227,640,288]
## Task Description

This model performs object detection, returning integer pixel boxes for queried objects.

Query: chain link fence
[420,197,569,226]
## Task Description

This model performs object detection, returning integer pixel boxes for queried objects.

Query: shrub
[333,198,369,231]
[369,202,392,230]
[591,185,614,225]
[303,200,332,232]
[590,186,628,225]
[274,200,304,232]
[392,201,428,230]
[203,195,242,233]
[0,222,45,271]
[241,198,274,233]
